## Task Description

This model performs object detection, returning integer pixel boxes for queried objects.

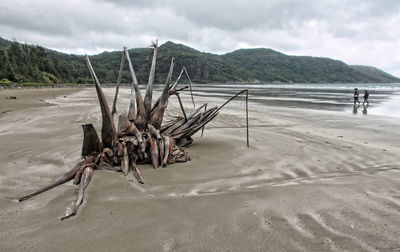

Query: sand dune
[1,87,400,251]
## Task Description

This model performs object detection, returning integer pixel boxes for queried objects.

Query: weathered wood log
[170,111,220,139]
[158,137,164,165]
[162,136,170,167]
[18,161,84,202]
[118,113,141,140]
[117,113,131,136]
[167,137,174,164]
[139,134,148,160]
[121,142,129,176]
[160,104,207,135]
[175,137,193,147]
[159,117,183,132]
[182,112,220,138]
[170,106,217,135]
[164,57,175,88]
[99,161,121,172]
[144,41,158,120]
[61,166,94,220]
[81,124,102,158]
[73,167,84,185]
[169,146,190,163]
[124,48,146,128]
[131,160,144,184]
[161,117,186,135]
[111,48,126,116]
[175,93,188,121]
[148,124,161,141]
[73,162,95,185]
[148,134,160,168]
[201,104,208,137]
[85,56,117,148]
[151,83,185,115]
[150,57,175,128]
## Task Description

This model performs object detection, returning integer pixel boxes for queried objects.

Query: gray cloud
[0,0,399,76]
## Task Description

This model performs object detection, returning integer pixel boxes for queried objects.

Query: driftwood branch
[182,66,195,108]
[18,161,84,202]
[175,93,187,122]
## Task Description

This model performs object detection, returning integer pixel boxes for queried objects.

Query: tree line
[1,38,399,85]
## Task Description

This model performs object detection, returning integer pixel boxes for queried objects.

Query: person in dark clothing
[363,90,369,106]
[353,88,360,105]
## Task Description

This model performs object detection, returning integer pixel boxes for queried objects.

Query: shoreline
[2,80,400,90]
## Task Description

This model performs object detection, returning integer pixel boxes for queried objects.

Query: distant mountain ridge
[0,36,399,84]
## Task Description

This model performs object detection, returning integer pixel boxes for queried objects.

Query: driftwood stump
[18,41,249,220]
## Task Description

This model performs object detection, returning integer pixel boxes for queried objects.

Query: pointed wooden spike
[182,66,195,108]
[150,57,175,129]
[201,104,208,137]
[144,40,158,120]
[165,57,175,86]
[112,48,126,116]
[171,68,184,91]
[85,55,117,148]
[124,48,147,129]
[175,93,188,121]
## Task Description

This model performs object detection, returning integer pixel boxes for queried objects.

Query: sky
[1,0,400,77]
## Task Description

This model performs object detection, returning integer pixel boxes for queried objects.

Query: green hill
[222,49,374,83]
[349,65,399,83]
[0,37,11,51]
[0,37,399,85]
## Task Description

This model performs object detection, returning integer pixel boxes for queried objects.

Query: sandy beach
[1,86,400,251]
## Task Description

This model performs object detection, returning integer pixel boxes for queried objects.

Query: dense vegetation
[0,37,399,85]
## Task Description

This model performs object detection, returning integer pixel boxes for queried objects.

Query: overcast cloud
[1,0,399,76]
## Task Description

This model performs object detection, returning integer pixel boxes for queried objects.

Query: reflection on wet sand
[362,104,368,115]
[353,104,369,115]
[352,104,359,114]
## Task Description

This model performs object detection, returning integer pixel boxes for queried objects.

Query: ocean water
[188,83,400,118]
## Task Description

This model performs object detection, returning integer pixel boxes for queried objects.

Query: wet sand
[1,87,400,251]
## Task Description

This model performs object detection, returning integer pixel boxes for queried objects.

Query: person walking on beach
[353,88,360,105]
[363,90,369,106]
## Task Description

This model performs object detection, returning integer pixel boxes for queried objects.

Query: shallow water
[190,83,400,117]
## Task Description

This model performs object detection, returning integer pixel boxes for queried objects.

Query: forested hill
[0,37,399,85]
